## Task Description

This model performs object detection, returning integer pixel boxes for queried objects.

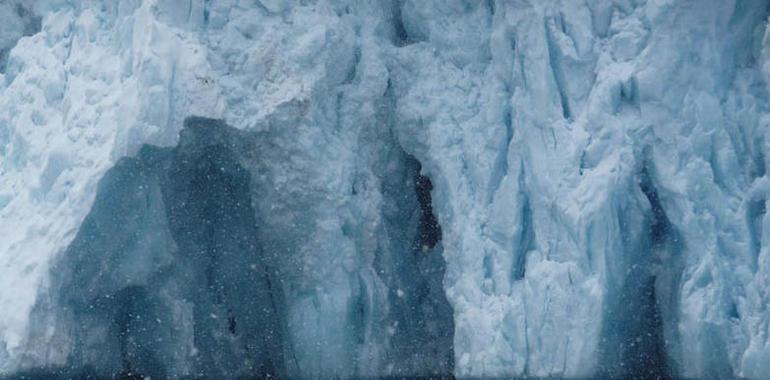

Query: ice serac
[2,0,770,379]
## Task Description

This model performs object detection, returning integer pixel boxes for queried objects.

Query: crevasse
[1,0,770,379]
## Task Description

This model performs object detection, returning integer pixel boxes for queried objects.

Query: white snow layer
[0,0,769,378]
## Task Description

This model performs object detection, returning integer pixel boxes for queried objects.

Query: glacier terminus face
[1,0,770,379]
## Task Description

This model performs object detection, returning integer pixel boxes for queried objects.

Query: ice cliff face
[1,0,770,378]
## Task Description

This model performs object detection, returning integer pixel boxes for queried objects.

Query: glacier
[1,0,770,378]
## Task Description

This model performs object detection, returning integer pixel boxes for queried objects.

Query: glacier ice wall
[1,0,770,378]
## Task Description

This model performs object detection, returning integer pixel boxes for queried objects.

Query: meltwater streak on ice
[2,0,770,379]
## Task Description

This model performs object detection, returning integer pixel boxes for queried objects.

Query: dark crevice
[488,83,514,202]
[544,16,572,120]
[601,164,677,379]
[202,0,212,26]
[615,276,671,380]
[343,45,361,84]
[512,194,535,281]
[483,254,493,280]
[631,166,675,379]
[227,310,237,335]
[164,118,284,378]
[747,196,765,270]
[415,171,441,251]
[639,166,672,246]
[377,151,453,377]
[729,301,740,320]
[620,78,637,104]
[376,68,451,377]
[708,138,733,195]
[752,139,766,179]
[391,0,410,46]
[486,0,496,16]
[747,137,767,270]
[727,0,770,68]
[390,0,424,47]
[350,275,369,347]
[617,77,640,114]
[511,162,536,281]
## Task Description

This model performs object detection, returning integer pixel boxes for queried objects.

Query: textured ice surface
[1,0,770,378]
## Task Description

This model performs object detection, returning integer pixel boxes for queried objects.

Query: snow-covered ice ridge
[1,0,770,378]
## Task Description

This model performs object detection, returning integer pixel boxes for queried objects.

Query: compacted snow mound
[2,0,770,379]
